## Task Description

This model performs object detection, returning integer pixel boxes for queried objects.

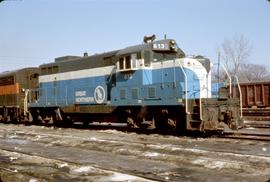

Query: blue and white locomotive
[28,36,242,132]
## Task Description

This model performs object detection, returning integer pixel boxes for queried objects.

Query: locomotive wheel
[127,117,138,128]
[82,120,90,126]
[64,116,73,127]
[27,112,33,123]
[37,115,44,124]
[167,118,177,129]
[43,117,53,125]
[52,108,66,126]
[154,108,184,132]
[154,115,166,131]
[155,116,177,131]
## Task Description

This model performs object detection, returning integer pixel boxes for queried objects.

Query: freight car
[236,82,270,108]
[25,36,243,132]
[0,68,39,122]
[231,81,270,122]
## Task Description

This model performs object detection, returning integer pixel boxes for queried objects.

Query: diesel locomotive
[0,36,243,132]
[0,68,39,122]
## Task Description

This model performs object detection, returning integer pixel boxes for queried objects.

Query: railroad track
[1,120,270,142]
[0,123,270,182]
[219,133,270,141]
[1,112,270,143]
[243,108,270,128]
[0,148,153,182]
[221,127,270,141]
[215,107,270,141]
[244,120,270,128]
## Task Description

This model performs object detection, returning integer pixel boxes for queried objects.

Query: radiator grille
[131,88,139,99]
[148,87,156,98]
[120,89,126,100]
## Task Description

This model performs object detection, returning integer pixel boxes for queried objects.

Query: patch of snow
[72,166,95,174]
[58,163,68,168]
[100,129,124,134]
[34,135,42,141]
[192,158,206,165]
[184,148,207,154]
[171,147,182,151]
[14,147,21,151]
[8,135,17,139]
[208,161,228,169]
[87,137,120,144]
[108,173,137,182]
[143,152,160,157]
[192,157,241,170]
[29,178,38,182]
[9,156,18,161]
[89,137,97,141]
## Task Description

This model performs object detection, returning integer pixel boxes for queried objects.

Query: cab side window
[118,54,137,71]
[131,53,137,69]
[119,57,125,70]
[125,55,131,69]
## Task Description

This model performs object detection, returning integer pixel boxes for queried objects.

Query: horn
[143,34,156,43]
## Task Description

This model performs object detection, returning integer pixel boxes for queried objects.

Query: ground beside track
[0,123,269,182]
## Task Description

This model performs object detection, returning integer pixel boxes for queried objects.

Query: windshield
[153,52,178,62]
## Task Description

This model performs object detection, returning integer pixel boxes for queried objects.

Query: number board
[152,43,170,51]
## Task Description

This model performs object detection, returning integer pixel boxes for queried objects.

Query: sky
[0,0,270,72]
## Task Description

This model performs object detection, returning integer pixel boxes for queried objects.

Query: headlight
[170,40,177,50]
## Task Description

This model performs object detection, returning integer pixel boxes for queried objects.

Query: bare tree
[220,35,252,77]
[217,35,270,82]
[238,63,270,82]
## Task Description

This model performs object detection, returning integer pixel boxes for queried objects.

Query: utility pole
[218,52,220,84]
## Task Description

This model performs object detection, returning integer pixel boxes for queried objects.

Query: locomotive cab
[116,39,185,72]
[112,38,186,105]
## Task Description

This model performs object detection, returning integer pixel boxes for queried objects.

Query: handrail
[199,70,211,121]
[178,60,189,114]
[45,87,48,105]
[232,76,243,117]
[66,85,68,106]
[23,89,29,116]
[199,95,202,121]
[206,73,210,98]
[213,63,232,98]
[221,64,232,97]
[173,59,176,87]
